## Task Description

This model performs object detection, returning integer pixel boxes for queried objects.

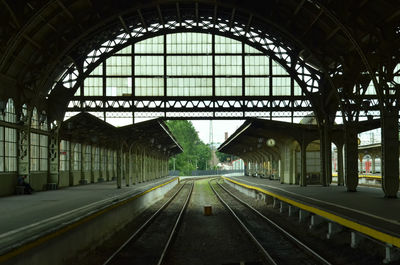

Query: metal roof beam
[324,25,340,42]
[244,14,253,34]
[1,0,20,28]
[118,15,131,36]
[286,0,305,27]
[301,9,323,38]
[195,2,199,25]
[23,34,42,50]
[137,9,147,31]
[156,4,165,26]
[176,2,182,25]
[56,0,84,32]
[229,8,236,31]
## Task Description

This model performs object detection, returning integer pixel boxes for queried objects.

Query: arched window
[5,99,16,123]
[40,111,48,131]
[84,145,91,171]
[60,140,70,171]
[31,108,38,129]
[73,143,82,170]
[93,147,100,171]
[0,99,17,172]
[30,108,49,171]
[67,32,304,125]
[30,108,39,171]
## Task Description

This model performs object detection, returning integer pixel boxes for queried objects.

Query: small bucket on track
[204,205,212,216]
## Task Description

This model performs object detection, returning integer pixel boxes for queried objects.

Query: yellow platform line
[332,173,382,180]
[222,176,400,248]
[0,177,178,263]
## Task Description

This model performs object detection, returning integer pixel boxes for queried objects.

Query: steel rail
[157,181,194,265]
[216,179,331,265]
[208,178,277,265]
[102,180,190,265]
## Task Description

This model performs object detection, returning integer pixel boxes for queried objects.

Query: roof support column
[135,149,139,184]
[90,145,95,183]
[293,148,298,185]
[243,158,249,176]
[381,110,399,198]
[336,143,344,186]
[99,147,106,182]
[142,149,146,182]
[126,151,131,187]
[358,154,364,174]
[69,142,75,186]
[300,141,307,187]
[279,158,284,184]
[80,144,86,184]
[167,156,170,176]
[116,148,122,189]
[319,123,332,186]
[371,154,376,174]
[17,109,31,182]
[48,126,60,186]
[344,124,358,192]
[324,123,332,185]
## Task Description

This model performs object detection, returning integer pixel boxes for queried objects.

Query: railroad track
[209,178,332,265]
[103,180,194,265]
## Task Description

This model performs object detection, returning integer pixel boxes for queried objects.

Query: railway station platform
[224,175,400,253]
[0,176,177,261]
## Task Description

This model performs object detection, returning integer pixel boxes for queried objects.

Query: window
[84,145,91,171]
[84,78,103,96]
[73,143,81,170]
[30,133,40,171]
[60,140,70,171]
[108,150,114,171]
[39,134,48,171]
[0,99,17,172]
[100,148,107,171]
[93,147,100,170]
[30,108,48,171]
[68,32,307,121]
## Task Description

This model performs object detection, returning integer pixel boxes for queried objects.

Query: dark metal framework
[1,1,398,124]
[65,30,320,121]
[54,14,337,122]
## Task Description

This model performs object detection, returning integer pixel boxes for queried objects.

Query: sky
[190,120,245,145]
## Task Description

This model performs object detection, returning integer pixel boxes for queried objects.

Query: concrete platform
[225,175,400,238]
[0,177,176,255]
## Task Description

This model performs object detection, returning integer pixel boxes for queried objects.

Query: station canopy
[60,112,183,155]
[0,0,399,124]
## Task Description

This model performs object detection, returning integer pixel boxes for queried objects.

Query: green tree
[216,151,237,163]
[166,120,211,175]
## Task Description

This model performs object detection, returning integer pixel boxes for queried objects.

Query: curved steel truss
[50,9,325,121]
[45,3,385,122]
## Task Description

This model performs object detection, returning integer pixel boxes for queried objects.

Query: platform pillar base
[351,232,363,248]
[288,205,298,217]
[309,214,324,229]
[384,244,400,264]
[326,222,342,239]
[299,209,310,223]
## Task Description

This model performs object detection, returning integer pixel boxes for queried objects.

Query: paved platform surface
[0,177,176,254]
[226,175,400,237]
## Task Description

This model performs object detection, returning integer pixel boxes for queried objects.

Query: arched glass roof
[66,32,309,126]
